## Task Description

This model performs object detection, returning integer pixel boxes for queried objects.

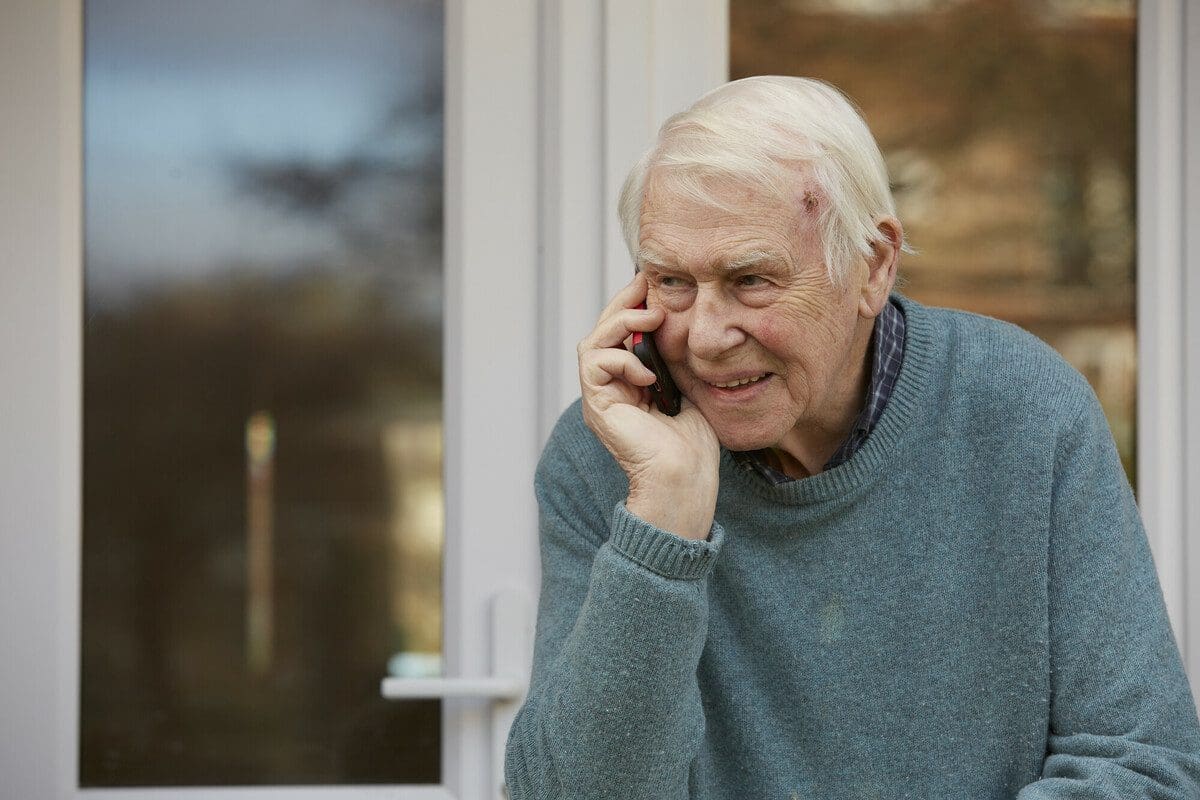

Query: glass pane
[82,0,444,786]
[731,0,1137,484]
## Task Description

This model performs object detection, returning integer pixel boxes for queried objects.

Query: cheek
[747,315,801,365]
[749,315,783,349]
[748,315,830,390]
[654,313,690,360]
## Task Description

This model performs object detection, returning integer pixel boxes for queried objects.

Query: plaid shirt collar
[730,298,906,484]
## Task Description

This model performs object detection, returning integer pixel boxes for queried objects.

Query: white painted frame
[1,4,84,796]
[1137,0,1199,695]
[1184,0,1200,695]
[441,1,545,796]
[538,0,729,437]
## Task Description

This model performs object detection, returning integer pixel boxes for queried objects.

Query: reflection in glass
[731,0,1137,482]
[82,0,444,785]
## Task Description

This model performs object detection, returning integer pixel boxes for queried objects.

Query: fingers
[579,274,668,425]
[580,347,657,394]
[579,305,664,354]
[578,274,667,353]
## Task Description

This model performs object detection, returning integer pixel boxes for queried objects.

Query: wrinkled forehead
[638,166,823,238]
[635,169,828,276]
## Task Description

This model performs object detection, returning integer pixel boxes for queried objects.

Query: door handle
[380,589,531,700]
[380,675,523,699]
[380,589,532,799]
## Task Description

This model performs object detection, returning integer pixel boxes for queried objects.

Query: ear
[858,216,903,319]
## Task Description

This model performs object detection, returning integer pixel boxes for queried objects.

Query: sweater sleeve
[1016,391,1200,799]
[504,417,725,800]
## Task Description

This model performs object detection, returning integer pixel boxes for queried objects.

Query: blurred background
[731,0,1137,480]
[82,0,444,785]
[4,0,1163,792]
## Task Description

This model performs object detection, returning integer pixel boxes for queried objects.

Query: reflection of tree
[731,0,1137,482]
[732,0,1134,290]
[82,270,441,785]
[232,155,391,214]
[221,89,444,326]
[82,28,447,787]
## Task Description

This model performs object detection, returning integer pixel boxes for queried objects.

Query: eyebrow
[720,250,779,273]
[636,247,783,274]
[636,248,672,271]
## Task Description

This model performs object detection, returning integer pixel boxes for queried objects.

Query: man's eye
[659,276,688,289]
[736,274,767,287]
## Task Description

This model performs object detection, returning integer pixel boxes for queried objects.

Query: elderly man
[503,76,1200,799]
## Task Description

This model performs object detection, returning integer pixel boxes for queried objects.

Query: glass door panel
[730,0,1137,483]
[82,0,444,785]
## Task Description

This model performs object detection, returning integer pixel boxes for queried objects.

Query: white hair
[618,76,906,287]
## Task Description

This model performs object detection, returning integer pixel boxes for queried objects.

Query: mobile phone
[631,302,682,416]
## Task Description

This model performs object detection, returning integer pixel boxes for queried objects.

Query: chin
[706,417,785,453]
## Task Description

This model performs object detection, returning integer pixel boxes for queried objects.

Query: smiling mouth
[706,373,771,389]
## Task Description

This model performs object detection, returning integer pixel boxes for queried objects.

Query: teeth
[712,374,767,388]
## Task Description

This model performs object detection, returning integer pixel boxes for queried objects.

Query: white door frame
[1182,0,1200,697]
[1,2,85,796]
[441,1,541,798]
[1137,0,1199,695]
[537,0,729,437]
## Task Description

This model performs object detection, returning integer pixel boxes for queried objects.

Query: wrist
[626,479,716,541]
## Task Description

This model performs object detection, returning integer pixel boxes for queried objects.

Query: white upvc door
[1138,0,1200,692]
[0,1,728,799]
[1,1,546,798]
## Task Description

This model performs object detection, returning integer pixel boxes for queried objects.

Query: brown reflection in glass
[245,411,276,675]
[82,0,443,786]
[731,0,1137,483]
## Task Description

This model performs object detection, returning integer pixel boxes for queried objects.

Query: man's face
[637,177,873,454]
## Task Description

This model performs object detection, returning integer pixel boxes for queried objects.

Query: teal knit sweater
[504,294,1200,799]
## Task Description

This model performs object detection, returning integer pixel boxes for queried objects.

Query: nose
[686,284,746,360]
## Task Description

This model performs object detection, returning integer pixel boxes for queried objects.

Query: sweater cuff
[608,502,725,580]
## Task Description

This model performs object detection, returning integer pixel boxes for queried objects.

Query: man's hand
[577,273,720,540]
